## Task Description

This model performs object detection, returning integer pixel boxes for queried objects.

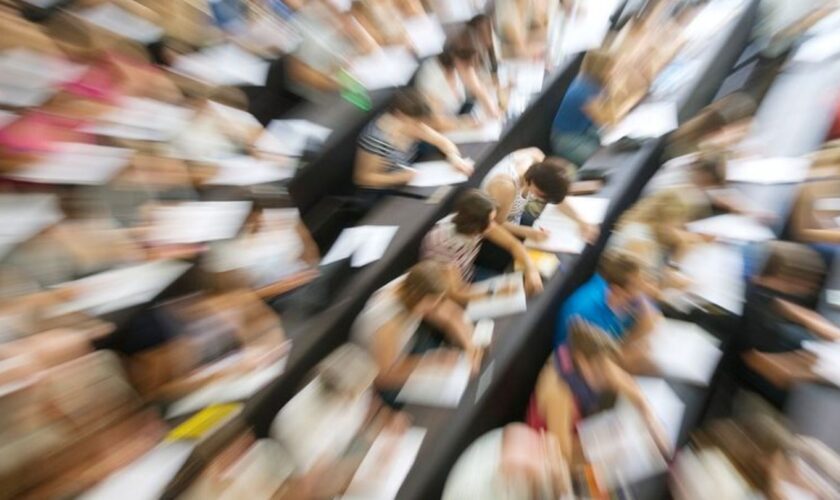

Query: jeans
[550,131,602,168]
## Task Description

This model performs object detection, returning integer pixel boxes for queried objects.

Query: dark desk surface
[786,382,840,454]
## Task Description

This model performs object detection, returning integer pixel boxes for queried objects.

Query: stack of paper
[341,427,426,500]
[466,272,527,321]
[601,101,679,145]
[148,201,253,245]
[48,260,192,317]
[444,120,503,144]
[403,15,446,58]
[321,225,399,268]
[83,97,195,142]
[255,119,332,157]
[406,161,469,187]
[172,44,271,86]
[686,214,775,242]
[0,48,87,107]
[802,341,840,387]
[725,157,811,184]
[397,357,471,407]
[205,156,297,186]
[349,47,418,90]
[0,194,63,259]
[526,197,609,254]
[77,3,164,44]
[5,143,132,185]
[677,243,745,315]
[646,319,723,385]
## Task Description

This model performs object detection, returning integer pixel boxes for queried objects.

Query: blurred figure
[466,14,499,84]
[555,249,659,348]
[421,189,543,298]
[353,89,472,191]
[665,92,757,159]
[442,423,572,500]
[550,50,612,167]
[528,319,669,460]
[789,144,840,263]
[494,0,550,59]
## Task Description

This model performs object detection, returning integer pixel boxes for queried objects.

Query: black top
[743,283,816,353]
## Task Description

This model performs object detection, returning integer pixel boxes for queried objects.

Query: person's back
[551,75,601,136]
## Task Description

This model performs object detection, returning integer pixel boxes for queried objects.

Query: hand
[579,223,600,243]
[466,345,484,374]
[524,267,544,295]
[450,156,474,176]
[528,227,550,242]
[399,168,417,184]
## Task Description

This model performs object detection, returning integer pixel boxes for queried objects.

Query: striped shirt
[358,120,417,174]
[421,220,482,282]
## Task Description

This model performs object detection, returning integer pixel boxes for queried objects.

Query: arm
[458,65,500,119]
[370,312,425,389]
[536,362,575,461]
[774,298,840,341]
[605,361,671,455]
[485,177,545,240]
[624,298,660,345]
[413,123,474,175]
[484,223,543,294]
[287,56,341,93]
[556,200,599,243]
[353,149,415,188]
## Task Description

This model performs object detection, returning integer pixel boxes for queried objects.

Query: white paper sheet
[406,161,469,187]
[444,120,503,144]
[77,3,164,43]
[403,15,446,58]
[0,193,63,259]
[397,357,471,407]
[677,242,745,315]
[793,31,840,64]
[256,119,332,157]
[0,84,53,108]
[341,427,426,500]
[466,272,527,321]
[0,47,88,93]
[148,201,253,245]
[526,197,608,254]
[321,225,399,268]
[647,319,723,385]
[633,376,686,451]
[686,214,775,242]
[205,156,296,186]
[83,97,195,142]
[81,441,195,500]
[601,101,679,145]
[5,143,132,185]
[349,46,418,90]
[49,260,192,317]
[725,157,811,184]
[472,319,494,348]
[166,353,290,418]
[499,60,546,96]
[560,1,615,55]
[804,341,840,388]
[172,44,271,86]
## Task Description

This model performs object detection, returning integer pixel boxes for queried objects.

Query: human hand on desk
[524,267,544,295]
[396,167,418,185]
[579,222,600,244]
[525,226,550,242]
[449,156,474,176]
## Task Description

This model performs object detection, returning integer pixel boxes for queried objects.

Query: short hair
[453,189,496,234]
[389,89,432,118]
[598,249,643,288]
[759,241,825,284]
[523,158,573,204]
[690,154,725,184]
[439,32,478,68]
[399,260,447,310]
[467,13,490,30]
[568,319,620,362]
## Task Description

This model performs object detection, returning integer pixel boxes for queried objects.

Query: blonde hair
[618,189,692,248]
[398,261,447,310]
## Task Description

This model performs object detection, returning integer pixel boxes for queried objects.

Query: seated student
[353,89,473,191]
[743,241,840,358]
[421,189,544,299]
[351,261,479,394]
[442,423,572,500]
[664,92,757,160]
[550,50,612,167]
[414,33,500,131]
[788,154,840,263]
[528,319,669,461]
[481,148,596,242]
[494,0,550,59]
[555,249,659,348]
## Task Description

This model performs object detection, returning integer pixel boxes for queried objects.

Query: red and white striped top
[421,219,482,282]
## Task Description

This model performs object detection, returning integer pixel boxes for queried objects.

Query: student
[353,89,473,190]
[351,260,478,393]
[550,50,612,167]
[481,148,596,242]
[421,189,544,299]
[555,249,659,348]
[414,34,500,131]
[788,159,840,263]
[528,319,669,461]
[442,423,572,500]
[467,14,499,84]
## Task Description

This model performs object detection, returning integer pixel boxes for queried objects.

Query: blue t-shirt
[551,75,602,136]
[554,273,637,347]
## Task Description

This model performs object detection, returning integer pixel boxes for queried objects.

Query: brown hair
[524,158,573,204]
[453,189,496,235]
[760,241,825,284]
[439,32,479,69]
[597,249,643,287]
[398,261,447,310]
[568,319,620,362]
[389,89,432,118]
[690,154,726,185]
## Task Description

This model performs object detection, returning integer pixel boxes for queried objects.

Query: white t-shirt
[416,57,467,116]
[351,275,421,356]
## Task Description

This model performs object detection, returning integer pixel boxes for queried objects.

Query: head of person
[756,241,826,300]
[467,14,493,47]
[581,49,613,85]
[439,32,479,70]
[316,343,378,398]
[388,88,432,124]
[598,249,646,311]
[689,154,726,188]
[523,157,573,205]
[398,260,448,315]
[453,189,497,236]
[621,188,692,248]
[567,319,621,390]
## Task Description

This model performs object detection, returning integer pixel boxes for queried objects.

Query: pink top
[0,111,91,154]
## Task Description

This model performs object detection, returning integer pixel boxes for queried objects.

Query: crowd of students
[2,0,840,498]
